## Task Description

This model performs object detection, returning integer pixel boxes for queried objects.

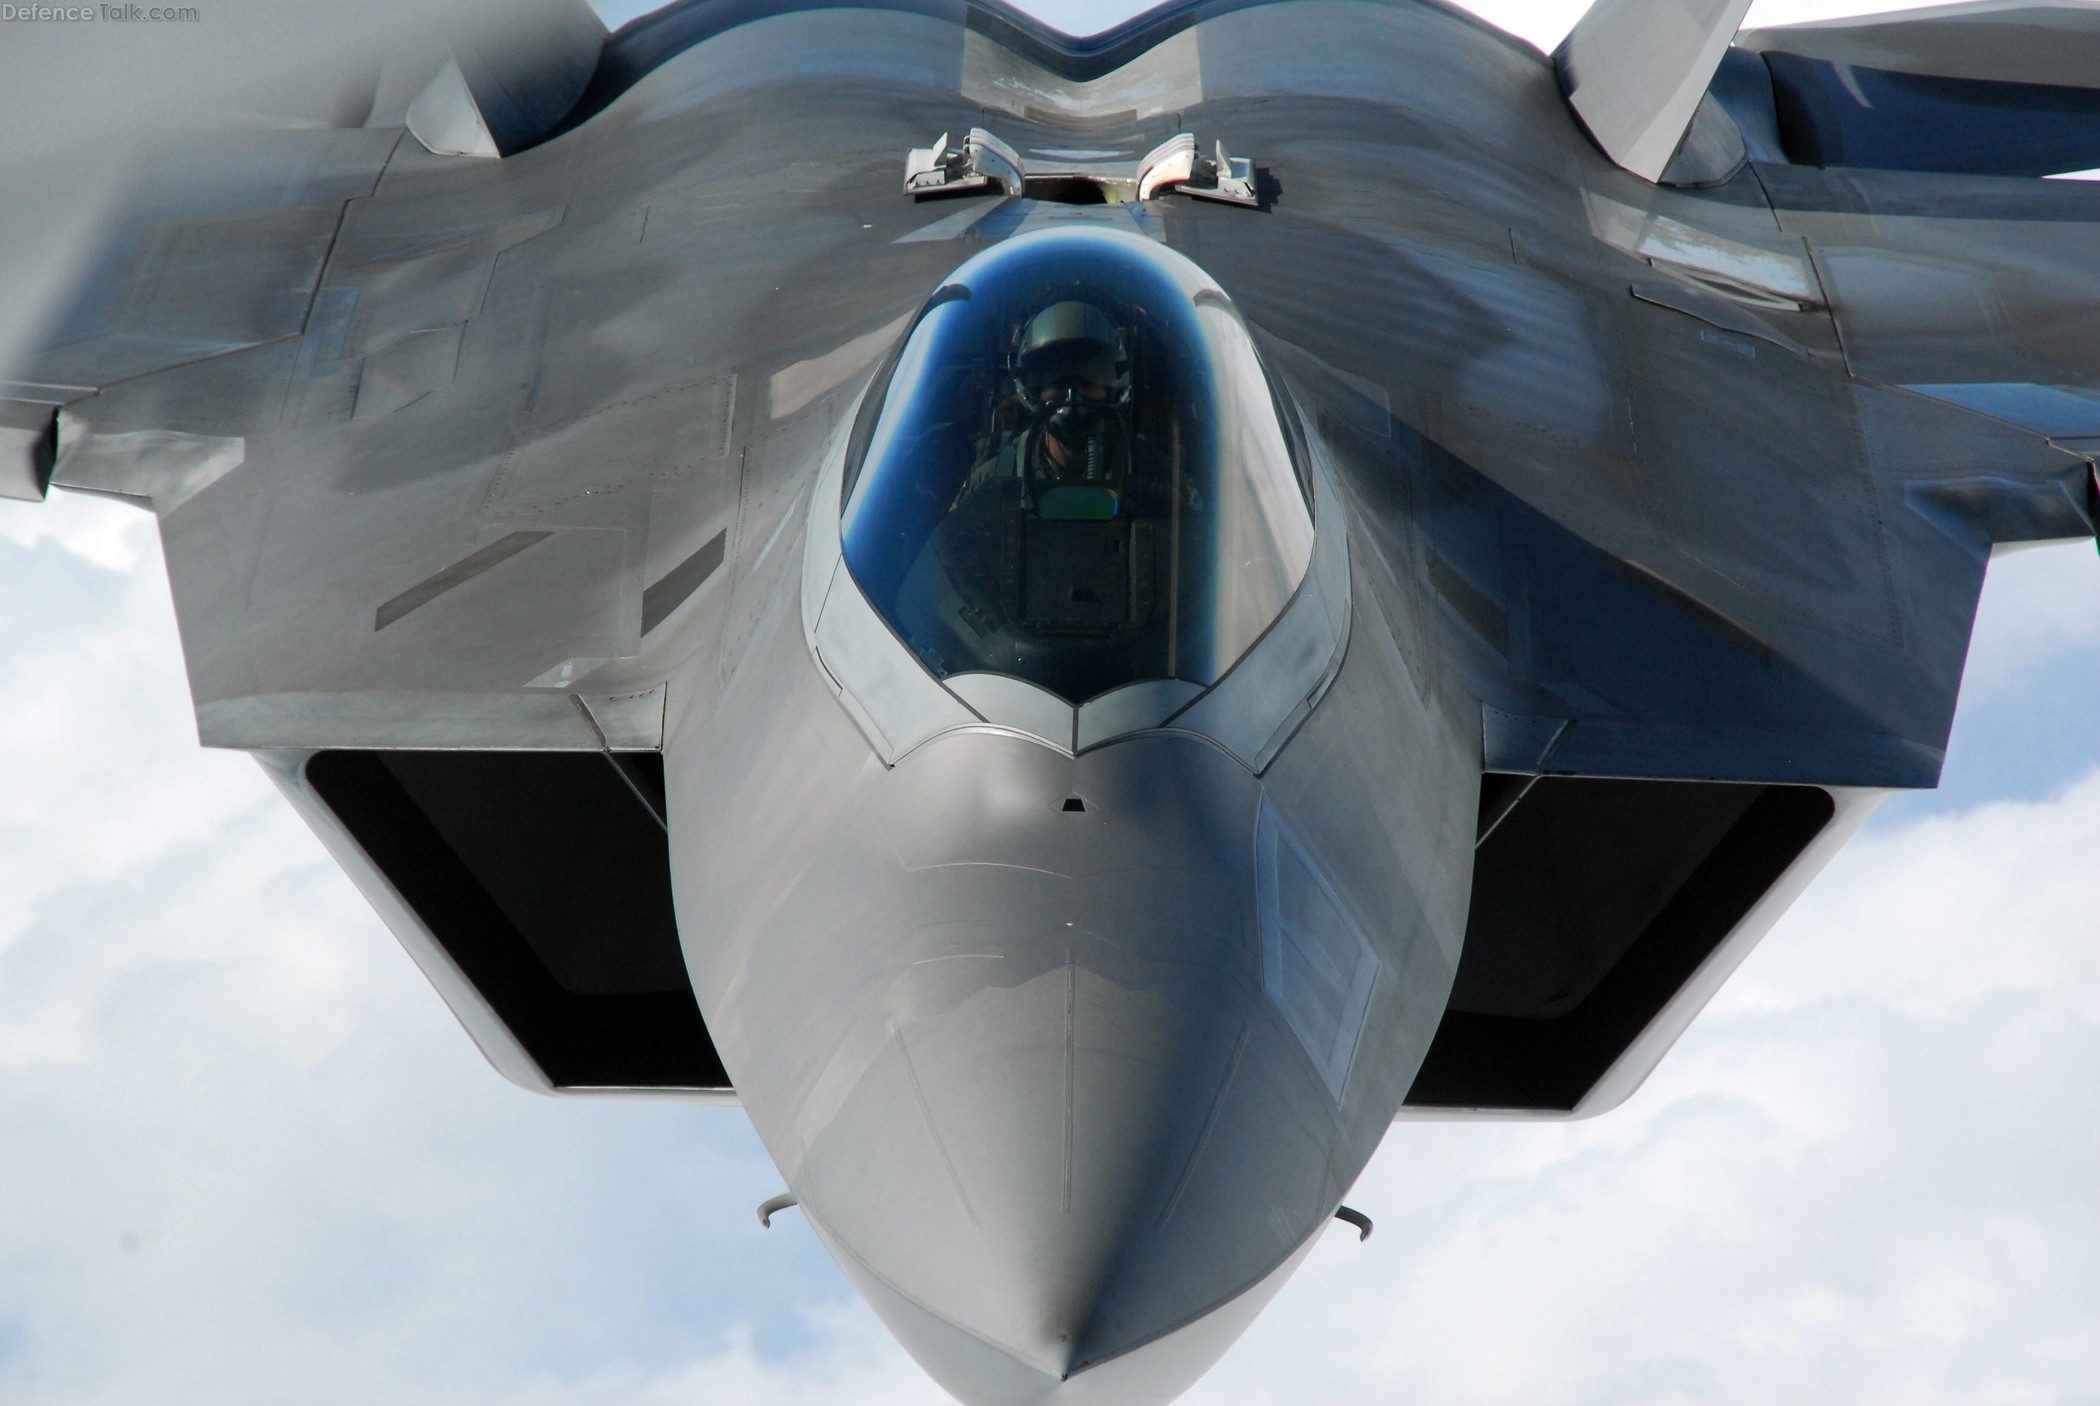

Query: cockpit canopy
[840,227,1315,706]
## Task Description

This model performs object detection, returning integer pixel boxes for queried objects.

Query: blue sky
[2,3,2098,1403]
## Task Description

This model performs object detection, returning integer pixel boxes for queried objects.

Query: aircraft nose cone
[766,735,1354,1403]
[796,933,1339,1403]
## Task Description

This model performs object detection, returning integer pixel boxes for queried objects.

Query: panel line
[374,530,554,630]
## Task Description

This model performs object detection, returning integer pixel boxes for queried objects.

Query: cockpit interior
[841,227,1315,705]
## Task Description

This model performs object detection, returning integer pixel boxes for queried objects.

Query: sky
[1,2,2098,1404]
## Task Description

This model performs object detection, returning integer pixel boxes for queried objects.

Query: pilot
[962,300,1130,521]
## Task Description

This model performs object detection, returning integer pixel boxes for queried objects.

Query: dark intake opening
[304,749,729,1092]
[1023,175,1112,204]
[1407,776,1834,1112]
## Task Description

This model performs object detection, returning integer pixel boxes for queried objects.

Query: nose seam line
[1063,953,1076,1215]
[1157,1025,1250,1233]
[896,1022,981,1228]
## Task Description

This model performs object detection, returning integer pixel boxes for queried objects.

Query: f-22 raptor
[4,0,2097,1399]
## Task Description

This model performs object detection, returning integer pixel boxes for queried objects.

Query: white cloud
[1960,544,2100,704]
[1719,777,2100,1022]
[0,495,148,574]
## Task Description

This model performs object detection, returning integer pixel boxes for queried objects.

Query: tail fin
[1555,0,1756,181]
[404,0,606,158]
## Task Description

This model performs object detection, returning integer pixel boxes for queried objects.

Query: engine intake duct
[302,749,729,1094]
[1406,776,1835,1114]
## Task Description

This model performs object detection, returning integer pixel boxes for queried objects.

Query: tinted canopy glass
[841,227,1314,705]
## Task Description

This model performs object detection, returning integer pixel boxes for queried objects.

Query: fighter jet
[2,0,2095,1399]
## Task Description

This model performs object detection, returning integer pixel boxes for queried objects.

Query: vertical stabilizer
[1555,0,1755,181]
[405,0,606,158]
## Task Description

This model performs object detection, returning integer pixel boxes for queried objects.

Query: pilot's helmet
[1015,300,1123,404]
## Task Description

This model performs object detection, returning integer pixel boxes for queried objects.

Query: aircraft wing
[1724,2,2100,457]
[1,2,977,754]
[1139,0,2092,800]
